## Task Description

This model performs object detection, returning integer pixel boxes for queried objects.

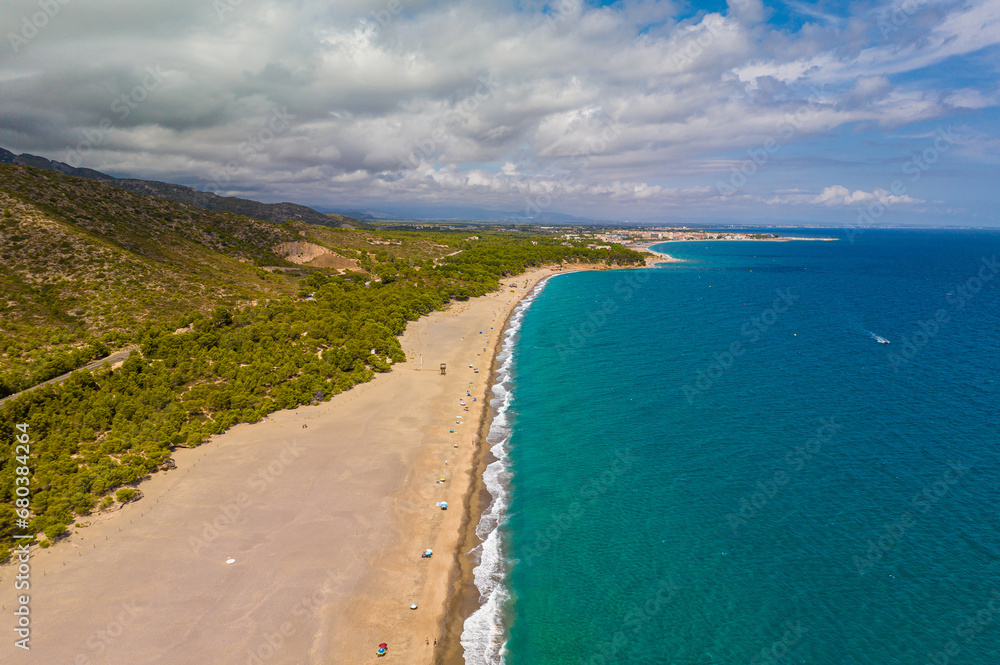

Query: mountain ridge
[0,147,358,228]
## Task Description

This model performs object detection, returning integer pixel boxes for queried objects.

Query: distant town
[555,228,836,248]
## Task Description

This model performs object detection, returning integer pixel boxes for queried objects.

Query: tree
[115,488,138,503]
[44,522,68,541]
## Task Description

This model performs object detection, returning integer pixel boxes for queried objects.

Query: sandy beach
[0,266,566,664]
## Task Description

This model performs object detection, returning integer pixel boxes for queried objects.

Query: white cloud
[768,185,924,206]
[0,0,994,220]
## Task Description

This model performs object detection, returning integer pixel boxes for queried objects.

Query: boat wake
[861,328,891,345]
[460,279,550,665]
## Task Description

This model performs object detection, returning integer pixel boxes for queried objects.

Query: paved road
[0,345,140,407]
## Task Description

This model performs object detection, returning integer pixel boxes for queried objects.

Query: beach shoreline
[632,243,683,264]
[0,271,546,664]
[439,260,665,664]
[0,259,654,665]
[436,275,542,665]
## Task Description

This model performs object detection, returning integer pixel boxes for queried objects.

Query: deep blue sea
[462,229,1000,665]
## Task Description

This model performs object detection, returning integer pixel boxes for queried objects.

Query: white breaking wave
[460,279,551,665]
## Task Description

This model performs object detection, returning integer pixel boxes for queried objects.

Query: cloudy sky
[2,0,998,225]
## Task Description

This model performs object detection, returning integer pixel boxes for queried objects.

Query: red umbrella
[379,644,387,649]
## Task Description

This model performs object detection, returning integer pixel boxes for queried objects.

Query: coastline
[625,242,684,265]
[0,268,545,664]
[437,277,538,665]
[440,259,664,665]
[0,260,652,665]
[629,235,837,265]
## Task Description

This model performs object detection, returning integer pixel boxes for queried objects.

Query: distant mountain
[0,147,357,228]
[0,146,117,181]
[320,209,382,221]
[347,202,613,225]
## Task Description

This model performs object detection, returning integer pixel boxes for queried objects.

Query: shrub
[44,522,68,540]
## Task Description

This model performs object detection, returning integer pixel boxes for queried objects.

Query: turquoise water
[464,230,1000,665]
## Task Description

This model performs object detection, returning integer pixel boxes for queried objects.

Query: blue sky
[1,0,997,225]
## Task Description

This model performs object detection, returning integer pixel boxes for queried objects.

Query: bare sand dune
[274,241,359,270]
[0,267,556,665]
[304,253,359,270]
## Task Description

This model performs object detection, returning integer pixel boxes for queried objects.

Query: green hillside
[0,147,357,228]
[0,162,646,559]
[0,163,303,397]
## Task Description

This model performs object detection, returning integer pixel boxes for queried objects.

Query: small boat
[377,643,388,657]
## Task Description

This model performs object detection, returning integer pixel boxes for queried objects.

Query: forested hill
[0,162,311,397]
[0,147,355,228]
[0,161,646,560]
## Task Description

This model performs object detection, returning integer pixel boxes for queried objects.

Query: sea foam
[460,279,550,665]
